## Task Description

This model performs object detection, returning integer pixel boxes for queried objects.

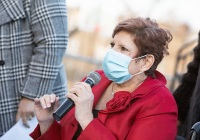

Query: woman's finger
[31,111,35,117]
[39,96,47,109]
[67,93,79,103]
[54,97,60,110]
[69,86,83,97]
[34,98,40,105]
[43,95,51,107]
[22,114,30,128]
[50,94,56,103]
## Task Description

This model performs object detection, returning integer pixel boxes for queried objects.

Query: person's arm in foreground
[31,82,93,140]
[30,82,115,140]
[31,82,113,140]
[35,94,60,135]
[16,0,68,127]
[33,82,94,136]
[31,94,61,140]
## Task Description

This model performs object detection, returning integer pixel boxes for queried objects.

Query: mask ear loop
[132,54,149,80]
[133,71,143,77]
[132,54,148,61]
[135,54,154,81]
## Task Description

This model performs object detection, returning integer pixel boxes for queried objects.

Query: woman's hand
[34,94,60,134]
[67,82,94,130]
[16,98,35,128]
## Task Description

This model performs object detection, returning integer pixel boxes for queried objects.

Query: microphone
[53,71,101,121]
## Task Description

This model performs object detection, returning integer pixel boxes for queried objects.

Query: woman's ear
[140,55,155,71]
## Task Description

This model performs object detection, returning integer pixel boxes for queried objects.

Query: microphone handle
[53,78,94,121]
[53,98,74,121]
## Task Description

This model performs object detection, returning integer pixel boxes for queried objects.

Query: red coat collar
[84,70,168,124]
[92,70,167,111]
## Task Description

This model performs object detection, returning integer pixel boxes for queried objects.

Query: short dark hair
[112,17,172,78]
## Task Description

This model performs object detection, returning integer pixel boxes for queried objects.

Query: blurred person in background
[0,0,68,137]
[30,17,177,140]
[173,31,200,139]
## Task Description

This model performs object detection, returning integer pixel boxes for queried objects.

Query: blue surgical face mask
[102,49,147,84]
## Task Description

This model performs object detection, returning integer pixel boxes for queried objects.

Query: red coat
[30,70,178,140]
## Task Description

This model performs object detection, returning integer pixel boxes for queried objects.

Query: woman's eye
[121,47,128,51]
[110,43,114,48]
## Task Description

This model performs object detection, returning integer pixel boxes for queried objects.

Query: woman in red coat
[30,17,178,140]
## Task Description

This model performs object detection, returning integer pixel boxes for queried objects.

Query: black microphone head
[86,71,101,86]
